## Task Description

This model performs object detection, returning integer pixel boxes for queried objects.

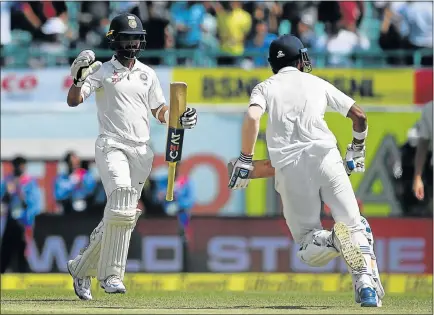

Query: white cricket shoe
[331,222,365,272]
[100,275,126,294]
[67,260,92,301]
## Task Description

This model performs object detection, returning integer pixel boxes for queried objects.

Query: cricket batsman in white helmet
[228,34,385,307]
[65,13,197,300]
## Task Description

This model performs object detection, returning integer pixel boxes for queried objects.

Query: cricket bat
[165,82,187,201]
[227,159,275,179]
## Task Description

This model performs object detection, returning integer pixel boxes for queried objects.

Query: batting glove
[228,153,254,190]
[70,50,102,87]
[344,143,366,175]
[180,107,197,129]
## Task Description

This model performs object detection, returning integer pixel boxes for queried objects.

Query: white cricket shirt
[80,56,166,144]
[249,66,355,169]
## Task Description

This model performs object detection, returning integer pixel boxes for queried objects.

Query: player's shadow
[91,305,252,310]
[1,298,78,303]
[91,305,330,310]
[263,305,331,310]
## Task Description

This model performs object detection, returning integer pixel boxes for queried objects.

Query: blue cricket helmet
[268,34,312,74]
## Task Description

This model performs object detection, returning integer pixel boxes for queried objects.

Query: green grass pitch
[1,289,432,314]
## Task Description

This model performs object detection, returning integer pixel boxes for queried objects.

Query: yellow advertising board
[172,68,414,106]
[1,273,432,294]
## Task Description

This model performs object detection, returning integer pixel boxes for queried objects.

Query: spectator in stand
[400,2,433,66]
[213,1,252,65]
[0,156,42,273]
[154,163,194,219]
[338,1,365,30]
[54,151,96,215]
[142,2,171,65]
[0,2,11,66]
[10,1,70,66]
[376,1,409,65]
[244,20,277,67]
[315,19,370,67]
[154,163,195,242]
[293,10,318,49]
[172,2,206,50]
[198,2,219,66]
[171,1,206,65]
[139,178,166,218]
[73,1,111,51]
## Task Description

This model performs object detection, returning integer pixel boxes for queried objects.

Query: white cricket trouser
[275,147,363,245]
[95,135,154,199]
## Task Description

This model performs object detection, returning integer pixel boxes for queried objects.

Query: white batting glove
[180,107,197,129]
[228,153,253,190]
[344,143,366,175]
[70,50,102,87]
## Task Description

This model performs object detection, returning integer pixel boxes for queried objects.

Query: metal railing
[1,46,432,68]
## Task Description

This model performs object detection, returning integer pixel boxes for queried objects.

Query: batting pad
[70,220,104,278]
[97,187,138,281]
[70,210,143,279]
[297,243,340,267]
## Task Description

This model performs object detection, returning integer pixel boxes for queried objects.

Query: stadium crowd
[1,1,432,68]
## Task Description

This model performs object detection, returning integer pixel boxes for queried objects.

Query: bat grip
[166,162,177,201]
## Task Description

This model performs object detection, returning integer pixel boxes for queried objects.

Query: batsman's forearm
[414,139,429,179]
[347,104,367,145]
[67,85,83,107]
[241,114,260,155]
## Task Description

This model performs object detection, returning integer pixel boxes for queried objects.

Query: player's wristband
[239,152,253,164]
[73,78,84,88]
[155,106,169,125]
[352,127,368,140]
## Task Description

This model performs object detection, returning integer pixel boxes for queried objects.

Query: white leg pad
[297,229,340,267]
[297,243,340,267]
[97,187,137,281]
[351,216,385,303]
[70,220,104,278]
[71,210,142,279]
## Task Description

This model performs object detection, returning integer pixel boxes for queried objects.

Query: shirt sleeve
[324,80,355,117]
[149,72,166,110]
[249,84,267,113]
[80,67,103,101]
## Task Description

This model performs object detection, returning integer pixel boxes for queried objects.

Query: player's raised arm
[67,50,102,107]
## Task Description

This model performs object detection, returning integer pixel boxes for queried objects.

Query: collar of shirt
[278,66,299,73]
[110,55,140,71]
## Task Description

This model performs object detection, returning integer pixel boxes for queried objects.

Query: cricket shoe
[360,287,379,307]
[67,260,92,301]
[100,275,126,294]
[331,222,365,272]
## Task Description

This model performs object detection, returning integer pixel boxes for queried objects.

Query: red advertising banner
[136,217,433,274]
[22,216,433,274]
[414,69,433,105]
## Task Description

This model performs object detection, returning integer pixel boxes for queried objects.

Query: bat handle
[166,162,177,201]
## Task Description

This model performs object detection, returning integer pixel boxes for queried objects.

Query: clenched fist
[71,50,102,87]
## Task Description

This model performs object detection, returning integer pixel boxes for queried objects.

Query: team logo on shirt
[112,71,121,84]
